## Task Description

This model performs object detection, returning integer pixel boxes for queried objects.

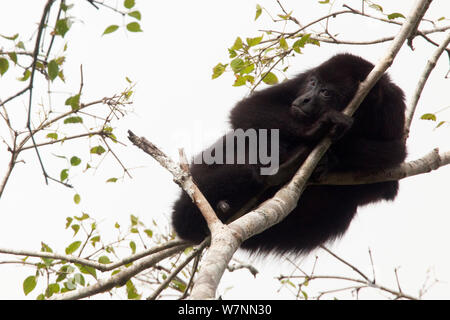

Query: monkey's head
[290,53,376,121]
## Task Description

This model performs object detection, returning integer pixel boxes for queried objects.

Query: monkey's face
[290,75,344,121]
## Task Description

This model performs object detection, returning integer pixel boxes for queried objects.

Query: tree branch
[127,130,223,235]
[52,244,190,300]
[0,239,187,273]
[314,148,450,185]
[404,31,450,139]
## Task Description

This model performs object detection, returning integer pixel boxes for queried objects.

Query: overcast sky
[0,0,450,299]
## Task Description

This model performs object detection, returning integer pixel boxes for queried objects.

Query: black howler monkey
[172,53,406,255]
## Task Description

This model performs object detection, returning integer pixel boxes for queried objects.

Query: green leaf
[126,280,141,299]
[73,194,81,204]
[262,72,278,85]
[74,273,85,286]
[98,256,111,264]
[0,58,9,76]
[318,0,330,3]
[70,156,81,166]
[111,269,120,276]
[55,18,69,37]
[436,121,446,129]
[130,241,136,254]
[46,133,58,140]
[255,4,262,20]
[278,11,293,20]
[64,116,83,124]
[293,34,311,53]
[18,69,31,81]
[369,4,383,12]
[241,63,254,75]
[130,227,139,234]
[106,177,118,183]
[126,22,142,32]
[61,3,74,12]
[103,25,119,35]
[75,213,89,221]
[307,38,320,46]
[171,279,186,293]
[41,242,53,253]
[35,61,44,70]
[387,13,405,20]
[244,75,255,84]
[124,0,135,9]
[55,56,65,65]
[76,264,97,279]
[228,49,237,58]
[48,59,59,81]
[90,235,100,247]
[45,283,60,298]
[71,224,80,236]
[130,214,139,226]
[64,278,76,291]
[23,276,37,296]
[17,41,25,50]
[230,58,245,73]
[0,33,19,41]
[65,94,80,111]
[56,265,73,282]
[128,10,141,20]
[60,169,69,182]
[65,241,81,255]
[65,217,73,229]
[144,229,153,238]
[246,35,263,47]
[212,63,227,79]
[302,290,308,299]
[279,37,288,50]
[8,52,17,64]
[420,113,437,121]
[90,145,106,155]
[231,37,243,51]
[107,132,118,142]
[233,75,247,87]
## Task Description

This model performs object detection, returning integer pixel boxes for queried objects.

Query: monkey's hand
[326,111,353,142]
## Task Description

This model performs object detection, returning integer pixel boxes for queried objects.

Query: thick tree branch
[127,131,224,236]
[315,148,450,185]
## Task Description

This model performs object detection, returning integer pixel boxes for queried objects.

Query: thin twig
[147,239,208,300]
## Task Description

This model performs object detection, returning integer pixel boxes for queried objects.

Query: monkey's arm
[302,110,354,142]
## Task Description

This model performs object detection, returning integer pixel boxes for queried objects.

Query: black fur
[171,53,406,255]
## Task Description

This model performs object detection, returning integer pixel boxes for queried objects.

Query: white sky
[0,0,449,299]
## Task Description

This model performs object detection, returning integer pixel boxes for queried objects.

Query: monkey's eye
[309,78,317,87]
